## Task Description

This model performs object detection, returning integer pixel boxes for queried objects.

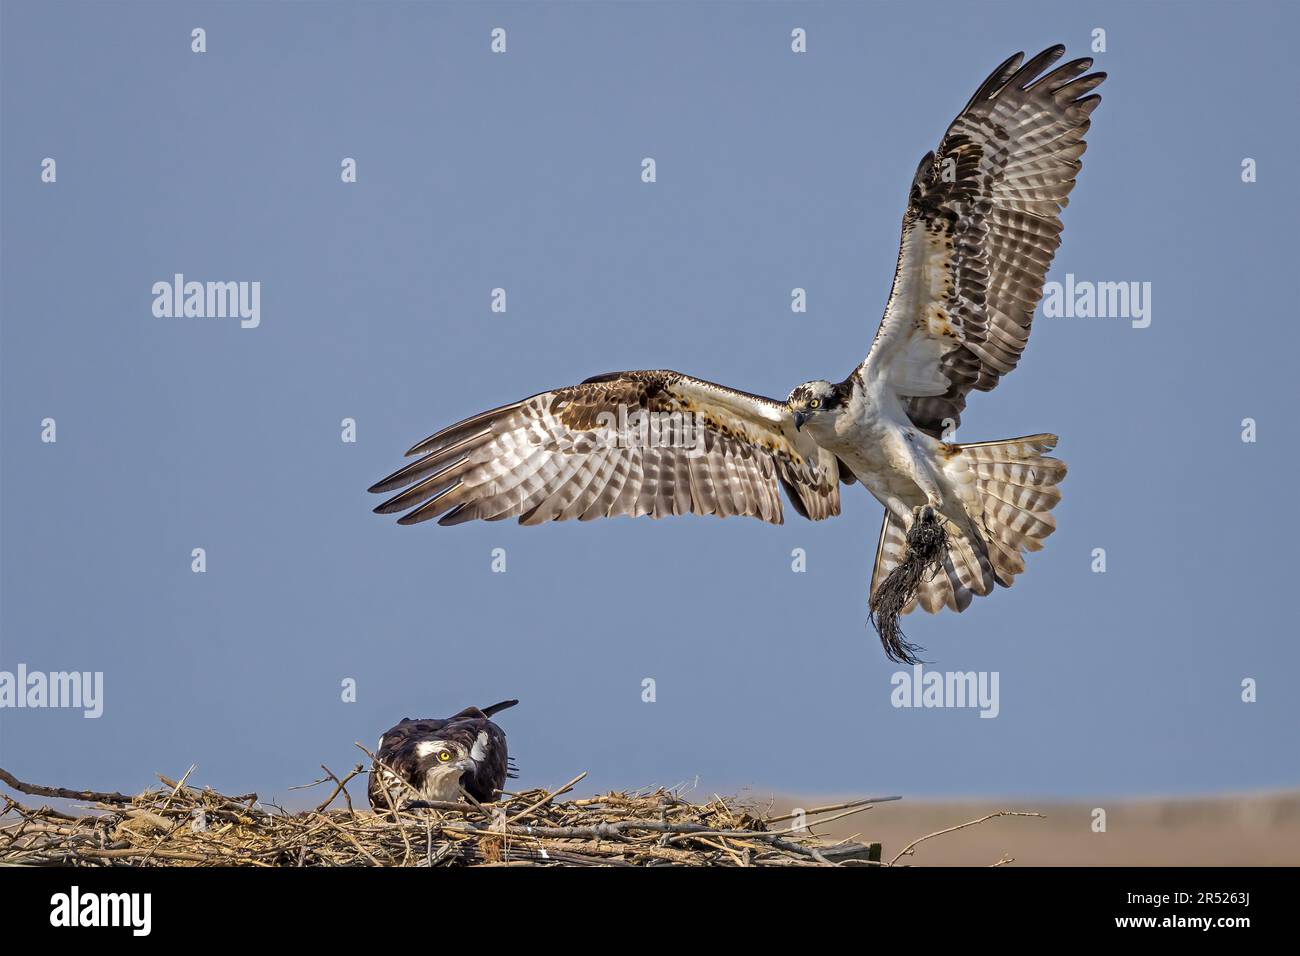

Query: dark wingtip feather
[405,402,521,458]
[964,50,1025,110]
[369,463,425,494]
[396,508,436,526]
[369,464,416,495]
[1027,56,1093,94]
[1007,45,1067,91]
[435,503,473,526]
[1058,72,1107,105]
[1075,93,1103,115]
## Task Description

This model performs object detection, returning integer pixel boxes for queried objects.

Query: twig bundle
[870,508,950,664]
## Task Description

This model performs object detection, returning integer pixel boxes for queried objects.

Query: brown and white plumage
[844,45,1099,630]
[369,700,518,810]
[862,45,1104,438]
[370,370,843,526]
[869,435,1068,616]
[371,46,1103,659]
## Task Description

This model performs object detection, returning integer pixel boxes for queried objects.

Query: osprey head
[787,380,846,432]
[413,739,477,801]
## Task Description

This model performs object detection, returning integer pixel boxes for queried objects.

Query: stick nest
[0,765,897,867]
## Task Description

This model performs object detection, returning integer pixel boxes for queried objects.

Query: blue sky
[2,0,1296,802]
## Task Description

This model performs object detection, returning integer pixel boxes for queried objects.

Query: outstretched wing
[369,369,842,525]
[860,45,1105,437]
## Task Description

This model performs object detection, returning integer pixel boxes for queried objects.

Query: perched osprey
[371,46,1102,661]
[368,699,517,810]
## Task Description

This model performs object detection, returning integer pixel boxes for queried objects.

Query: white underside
[803,378,979,533]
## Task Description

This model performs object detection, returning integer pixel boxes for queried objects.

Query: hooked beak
[451,759,475,774]
[793,410,808,431]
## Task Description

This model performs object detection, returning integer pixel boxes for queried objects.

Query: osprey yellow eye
[437,751,451,762]
[809,399,821,409]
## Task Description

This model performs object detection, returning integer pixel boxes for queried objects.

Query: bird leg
[911,502,939,525]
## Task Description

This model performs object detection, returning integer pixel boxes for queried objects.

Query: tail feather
[969,459,1067,487]
[868,433,1066,628]
[481,698,519,718]
[982,502,1056,552]
[957,434,1060,461]
[945,530,995,605]
[916,556,954,614]
[869,514,908,598]
[964,433,1064,580]
[914,523,993,614]
[979,479,1062,512]
[984,532,1025,585]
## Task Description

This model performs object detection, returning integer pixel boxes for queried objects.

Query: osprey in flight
[371,46,1102,660]
[369,699,517,809]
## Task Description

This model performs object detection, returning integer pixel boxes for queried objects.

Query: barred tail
[870,433,1066,617]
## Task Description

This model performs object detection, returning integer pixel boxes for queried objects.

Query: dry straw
[0,759,1038,867]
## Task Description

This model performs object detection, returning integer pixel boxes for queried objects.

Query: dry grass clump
[0,764,911,867]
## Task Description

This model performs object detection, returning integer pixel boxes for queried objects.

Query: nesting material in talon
[869,509,949,664]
